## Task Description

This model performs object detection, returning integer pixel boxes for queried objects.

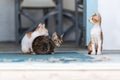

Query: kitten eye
[54,40,57,42]
[59,40,62,44]
[92,17,94,20]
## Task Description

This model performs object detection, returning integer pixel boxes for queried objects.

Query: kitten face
[89,13,101,24]
[35,23,48,36]
[52,32,63,47]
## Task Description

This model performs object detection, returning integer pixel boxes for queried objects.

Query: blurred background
[0,0,120,52]
[0,0,85,52]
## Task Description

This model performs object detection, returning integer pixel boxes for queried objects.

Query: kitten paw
[31,52,36,55]
[97,52,102,55]
[91,51,96,55]
[51,52,55,54]
[22,51,31,54]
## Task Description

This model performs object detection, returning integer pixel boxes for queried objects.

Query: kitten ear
[61,33,64,38]
[42,24,45,28]
[97,13,101,19]
[38,23,45,29]
[35,23,42,31]
[92,13,97,16]
[94,13,97,15]
[52,32,58,40]
[39,23,45,29]
[38,23,42,27]
[97,13,101,24]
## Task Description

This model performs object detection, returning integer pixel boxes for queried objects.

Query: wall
[98,0,120,50]
[0,0,15,41]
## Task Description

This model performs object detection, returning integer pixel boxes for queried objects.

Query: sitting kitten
[21,23,48,54]
[88,13,103,55]
[32,32,63,55]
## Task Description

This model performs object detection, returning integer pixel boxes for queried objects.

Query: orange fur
[101,32,103,51]
[91,13,101,24]
[88,41,92,54]
[26,32,32,39]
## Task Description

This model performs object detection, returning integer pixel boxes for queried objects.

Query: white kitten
[21,23,48,54]
[88,13,103,55]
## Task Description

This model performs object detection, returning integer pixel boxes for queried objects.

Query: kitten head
[89,13,101,24]
[52,32,63,47]
[35,23,48,36]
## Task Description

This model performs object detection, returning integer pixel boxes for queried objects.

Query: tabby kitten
[32,32,63,55]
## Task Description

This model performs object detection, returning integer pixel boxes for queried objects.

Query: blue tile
[0,52,94,63]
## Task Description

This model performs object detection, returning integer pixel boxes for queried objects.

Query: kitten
[88,13,103,55]
[32,32,63,55]
[21,23,49,54]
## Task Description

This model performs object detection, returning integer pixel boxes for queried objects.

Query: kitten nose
[56,44,60,47]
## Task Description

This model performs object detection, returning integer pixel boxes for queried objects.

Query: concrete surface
[0,70,120,80]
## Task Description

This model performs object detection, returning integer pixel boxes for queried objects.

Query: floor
[0,42,120,60]
[0,42,120,80]
[0,42,120,64]
[0,42,84,52]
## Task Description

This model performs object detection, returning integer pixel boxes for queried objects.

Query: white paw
[32,52,36,55]
[97,51,102,55]
[51,52,55,54]
[91,51,96,55]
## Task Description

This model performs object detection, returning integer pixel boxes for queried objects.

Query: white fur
[90,23,102,55]
[21,24,48,54]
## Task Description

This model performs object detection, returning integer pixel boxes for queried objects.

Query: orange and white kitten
[21,23,48,54]
[88,13,103,55]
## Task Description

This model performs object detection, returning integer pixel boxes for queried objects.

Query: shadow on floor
[0,42,86,52]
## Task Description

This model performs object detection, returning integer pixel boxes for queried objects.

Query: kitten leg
[48,50,54,54]
[91,43,96,55]
[97,41,102,55]
[22,48,33,54]
[21,46,31,54]
[30,48,34,54]
[22,51,31,54]
[51,52,55,54]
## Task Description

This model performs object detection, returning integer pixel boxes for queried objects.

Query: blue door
[84,0,98,45]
